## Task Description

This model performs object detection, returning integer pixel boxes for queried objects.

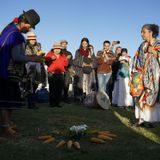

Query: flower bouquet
[69,124,88,140]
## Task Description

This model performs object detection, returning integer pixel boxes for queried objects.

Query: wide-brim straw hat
[96,91,111,110]
[52,42,63,49]
[26,32,37,40]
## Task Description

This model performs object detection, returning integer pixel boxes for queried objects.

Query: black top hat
[23,9,40,29]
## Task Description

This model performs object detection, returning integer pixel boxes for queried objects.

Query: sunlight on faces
[121,50,127,56]
[61,42,68,49]
[115,47,122,58]
[82,41,89,49]
[53,48,61,54]
[141,27,153,41]
[103,42,110,52]
[29,39,37,45]
[115,47,122,56]
[113,111,160,144]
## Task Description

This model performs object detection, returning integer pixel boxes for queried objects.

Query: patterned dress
[132,40,160,122]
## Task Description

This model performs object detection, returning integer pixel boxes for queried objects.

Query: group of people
[0,9,160,137]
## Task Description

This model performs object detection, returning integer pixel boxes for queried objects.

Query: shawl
[132,40,160,106]
[0,23,25,78]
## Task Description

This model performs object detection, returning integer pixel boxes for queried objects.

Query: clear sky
[0,0,160,57]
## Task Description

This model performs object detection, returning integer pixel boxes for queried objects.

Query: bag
[82,66,92,74]
[83,91,97,107]
[130,72,144,97]
[82,56,92,74]
[83,57,92,64]
[119,66,129,78]
[36,88,49,103]
[130,47,152,97]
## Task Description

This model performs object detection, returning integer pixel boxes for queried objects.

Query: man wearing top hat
[0,9,42,136]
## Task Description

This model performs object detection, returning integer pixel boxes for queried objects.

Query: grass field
[0,102,160,160]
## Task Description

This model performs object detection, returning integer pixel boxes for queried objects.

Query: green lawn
[0,102,160,160]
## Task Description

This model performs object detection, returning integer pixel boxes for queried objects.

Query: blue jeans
[97,73,112,92]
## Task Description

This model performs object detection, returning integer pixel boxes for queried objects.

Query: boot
[10,122,18,131]
[2,127,17,136]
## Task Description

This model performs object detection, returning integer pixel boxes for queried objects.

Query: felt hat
[23,9,40,29]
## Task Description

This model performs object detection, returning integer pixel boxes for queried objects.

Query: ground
[0,102,160,160]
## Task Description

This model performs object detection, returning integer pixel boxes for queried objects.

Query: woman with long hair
[116,48,133,109]
[131,24,160,127]
[73,38,96,102]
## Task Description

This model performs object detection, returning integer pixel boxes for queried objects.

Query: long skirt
[135,100,160,122]
[0,77,24,109]
[117,76,133,107]
[112,79,119,105]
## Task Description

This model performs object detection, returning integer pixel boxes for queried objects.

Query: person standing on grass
[25,32,46,109]
[96,40,116,97]
[73,37,96,102]
[45,42,68,108]
[0,9,42,136]
[60,40,73,103]
[116,48,133,109]
[131,24,160,128]
[112,46,122,106]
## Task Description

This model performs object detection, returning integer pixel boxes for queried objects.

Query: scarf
[79,48,89,57]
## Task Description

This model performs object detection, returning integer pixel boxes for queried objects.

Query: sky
[0,0,160,57]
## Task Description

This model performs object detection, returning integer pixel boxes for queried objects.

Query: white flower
[69,124,88,133]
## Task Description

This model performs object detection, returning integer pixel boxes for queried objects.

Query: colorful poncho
[0,23,25,78]
[132,40,160,106]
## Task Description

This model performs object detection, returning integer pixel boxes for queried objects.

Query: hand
[51,55,56,60]
[103,50,107,55]
[112,41,117,46]
[67,55,71,60]
[88,54,91,58]
[119,56,123,61]
[37,50,45,56]
[120,60,125,64]
[148,46,157,57]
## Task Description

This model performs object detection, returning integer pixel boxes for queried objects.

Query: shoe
[146,123,154,128]
[2,127,17,137]
[10,122,18,131]
[132,122,145,127]
[11,124,18,131]
[124,106,130,111]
